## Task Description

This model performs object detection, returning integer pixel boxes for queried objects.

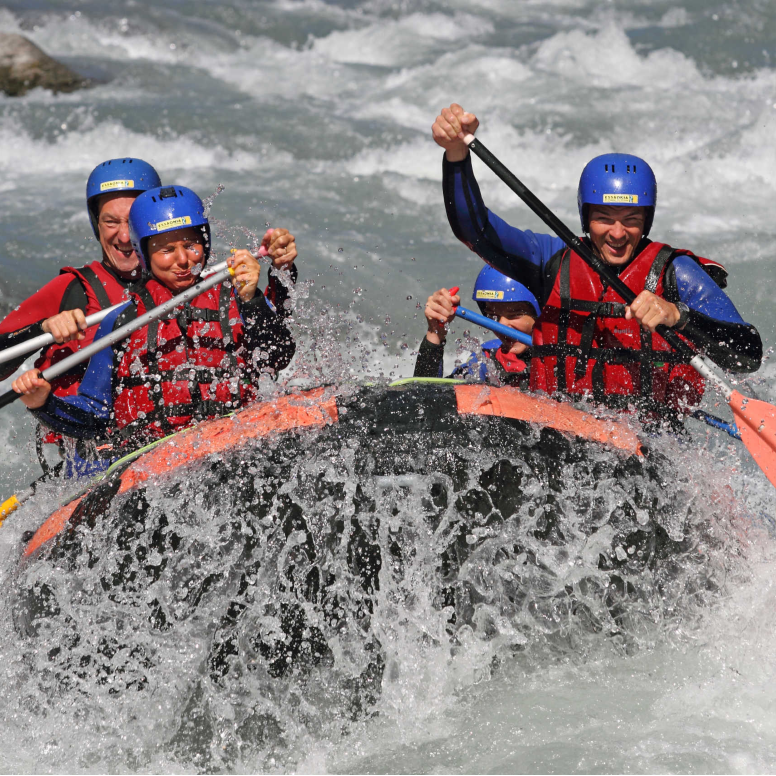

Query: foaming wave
[5,9,216,64]
[533,23,703,88]
[0,120,262,181]
[311,12,494,67]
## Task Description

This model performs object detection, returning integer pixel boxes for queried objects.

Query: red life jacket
[36,261,133,397]
[111,278,256,442]
[530,241,707,415]
[490,347,529,375]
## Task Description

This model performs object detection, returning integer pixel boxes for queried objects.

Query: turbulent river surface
[2,0,776,772]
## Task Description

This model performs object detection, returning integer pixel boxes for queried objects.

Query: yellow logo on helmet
[153,215,192,231]
[100,179,134,192]
[603,194,639,204]
[475,290,505,300]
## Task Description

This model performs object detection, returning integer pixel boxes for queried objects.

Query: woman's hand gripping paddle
[462,132,776,488]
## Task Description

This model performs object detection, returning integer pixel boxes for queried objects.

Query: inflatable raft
[12,380,730,732]
[21,378,643,561]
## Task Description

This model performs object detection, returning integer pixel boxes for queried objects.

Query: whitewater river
[2,0,776,772]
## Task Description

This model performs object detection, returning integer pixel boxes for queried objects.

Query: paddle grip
[454,306,532,346]
[0,390,18,409]
[464,136,696,360]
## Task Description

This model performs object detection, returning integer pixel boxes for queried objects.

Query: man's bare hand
[228,249,261,302]
[625,290,681,332]
[261,228,297,271]
[431,104,479,162]
[41,309,88,344]
[424,287,461,345]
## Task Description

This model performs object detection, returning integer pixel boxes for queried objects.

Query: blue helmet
[128,185,210,270]
[577,153,657,236]
[86,158,161,238]
[472,265,540,317]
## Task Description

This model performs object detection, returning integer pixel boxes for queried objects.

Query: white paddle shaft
[0,261,228,366]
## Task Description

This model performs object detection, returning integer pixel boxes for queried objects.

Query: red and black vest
[530,241,712,415]
[37,262,133,397]
[112,278,256,442]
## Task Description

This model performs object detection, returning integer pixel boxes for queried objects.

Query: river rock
[0,32,86,96]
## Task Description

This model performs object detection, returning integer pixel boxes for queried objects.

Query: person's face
[147,227,206,294]
[588,205,646,266]
[483,301,537,356]
[97,193,141,277]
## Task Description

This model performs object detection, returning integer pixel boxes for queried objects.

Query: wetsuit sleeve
[264,264,298,321]
[414,337,445,378]
[0,274,86,379]
[667,257,762,373]
[29,306,129,439]
[236,290,296,375]
[443,154,565,300]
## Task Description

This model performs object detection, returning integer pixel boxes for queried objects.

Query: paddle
[448,286,737,438]
[462,133,776,487]
[0,262,233,411]
[443,285,532,345]
[454,305,532,346]
[0,260,229,367]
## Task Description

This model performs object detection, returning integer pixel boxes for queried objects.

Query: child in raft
[413,265,539,387]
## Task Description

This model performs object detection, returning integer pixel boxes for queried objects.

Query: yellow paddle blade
[0,494,21,524]
[729,389,776,488]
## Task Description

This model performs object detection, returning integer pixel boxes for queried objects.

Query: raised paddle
[0,260,230,367]
[462,133,776,487]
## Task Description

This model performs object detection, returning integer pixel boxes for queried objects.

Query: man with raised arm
[431,104,762,421]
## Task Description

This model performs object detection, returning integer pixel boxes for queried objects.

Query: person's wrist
[673,302,689,330]
[444,146,469,163]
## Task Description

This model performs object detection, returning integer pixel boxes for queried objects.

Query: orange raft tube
[23,380,642,559]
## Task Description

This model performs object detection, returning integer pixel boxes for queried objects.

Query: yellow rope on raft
[0,495,20,524]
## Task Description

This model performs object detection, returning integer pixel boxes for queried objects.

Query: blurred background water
[1,0,776,772]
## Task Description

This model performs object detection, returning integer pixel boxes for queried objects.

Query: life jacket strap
[76,265,113,310]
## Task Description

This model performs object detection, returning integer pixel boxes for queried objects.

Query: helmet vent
[159,186,178,200]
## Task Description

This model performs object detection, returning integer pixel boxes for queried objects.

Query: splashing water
[0,384,764,771]
[1,0,776,771]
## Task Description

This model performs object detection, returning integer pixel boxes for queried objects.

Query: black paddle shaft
[466,137,696,360]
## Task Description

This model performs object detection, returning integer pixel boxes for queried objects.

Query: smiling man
[432,103,762,421]
[0,158,162,389]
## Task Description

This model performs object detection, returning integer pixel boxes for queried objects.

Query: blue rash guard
[442,154,762,373]
[31,285,296,442]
